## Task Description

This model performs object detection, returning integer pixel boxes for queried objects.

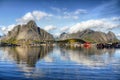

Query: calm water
[0,46,120,80]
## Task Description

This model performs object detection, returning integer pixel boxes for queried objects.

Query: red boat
[84,42,91,48]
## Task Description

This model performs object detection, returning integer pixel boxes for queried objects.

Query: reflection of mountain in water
[59,47,117,67]
[1,46,53,67]
[0,46,53,78]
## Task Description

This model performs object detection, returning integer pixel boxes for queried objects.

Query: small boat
[114,43,120,48]
[96,43,104,49]
[84,42,91,48]
[96,42,120,49]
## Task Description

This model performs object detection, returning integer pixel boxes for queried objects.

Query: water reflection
[59,46,119,67]
[0,46,120,79]
[1,46,120,69]
[1,46,53,67]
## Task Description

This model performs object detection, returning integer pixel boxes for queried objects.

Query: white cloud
[0,26,7,34]
[7,24,16,31]
[63,9,87,20]
[60,26,69,32]
[74,9,87,14]
[16,12,34,24]
[51,7,87,20]
[112,17,120,21]
[44,25,56,32]
[63,15,79,20]
[51,7,61,12]
[117,34,120,37]
[32,11,48,20]
[54,33,61,37]
[69,19,119,33]
[63,15,78,19]
[72,16,79,19]
[0,24,16,34]
[16,10,52,24]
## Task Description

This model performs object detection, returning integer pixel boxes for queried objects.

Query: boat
[84,42,91,48]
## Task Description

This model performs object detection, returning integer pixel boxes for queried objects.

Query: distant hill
[59,29,119,43]
[1,20,54,44]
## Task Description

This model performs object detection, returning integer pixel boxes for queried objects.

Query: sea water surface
[0,46,120,80]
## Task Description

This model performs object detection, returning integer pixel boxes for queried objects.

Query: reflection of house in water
[2,46,53,67]
[59,46,116,68]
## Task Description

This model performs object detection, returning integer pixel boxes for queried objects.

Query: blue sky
[0,0,120,38]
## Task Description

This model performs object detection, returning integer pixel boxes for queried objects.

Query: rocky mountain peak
[84,29,92,32]
[107,31,114,35]
[1,20,54,44]
[59,29,119,43]
[60,32,67,36]
[27,20,37,28]
[107,31,117,41]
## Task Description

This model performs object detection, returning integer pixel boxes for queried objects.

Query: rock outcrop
[60,29,119,43]
[1,20,54,44]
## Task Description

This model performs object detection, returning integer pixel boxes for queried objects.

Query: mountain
[1,20,54,44]
[60,29,119,43]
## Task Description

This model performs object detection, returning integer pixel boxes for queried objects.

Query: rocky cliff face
[60,29,119,43]
[1,20,54,44]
